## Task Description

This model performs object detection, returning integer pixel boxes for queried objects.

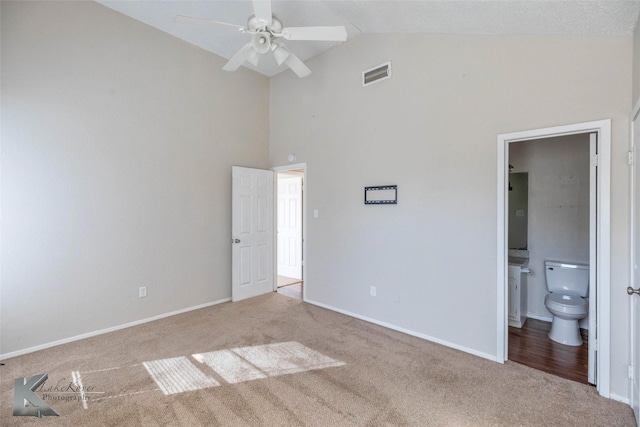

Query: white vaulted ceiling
[97,1,640,77]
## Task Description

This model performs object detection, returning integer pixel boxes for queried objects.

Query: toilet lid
[546,293,587,308]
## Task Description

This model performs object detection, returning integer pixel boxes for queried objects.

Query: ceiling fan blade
[246,50,261,67]
[222,43,254,71]
[280,26,347,42]
[252,0,273,26]
[272,44,290,66]
[283,48,312,78]
[175,15,244,32]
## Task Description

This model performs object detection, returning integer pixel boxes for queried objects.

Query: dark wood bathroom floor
[508,318,589,384]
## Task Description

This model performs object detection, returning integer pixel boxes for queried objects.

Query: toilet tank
[544,261,589,296]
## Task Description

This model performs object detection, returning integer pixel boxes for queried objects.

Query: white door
[277,175,303,280]
[232,166,274,302]
[588,133,597,385]
[630,111,640,424]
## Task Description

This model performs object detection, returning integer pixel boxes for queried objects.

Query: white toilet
[543,260,589,346]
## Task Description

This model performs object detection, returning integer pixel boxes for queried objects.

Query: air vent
[362,62,391,87]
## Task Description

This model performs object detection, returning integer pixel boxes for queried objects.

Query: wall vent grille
[362,62,391,87]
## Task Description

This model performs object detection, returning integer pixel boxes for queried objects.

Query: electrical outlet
[370,286,376,297]
[139,286,147,298]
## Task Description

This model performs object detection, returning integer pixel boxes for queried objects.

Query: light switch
[314,209,319,218]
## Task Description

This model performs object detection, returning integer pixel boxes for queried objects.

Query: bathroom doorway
[507,134,591,384]
[497,120,612,397]
[273,165,306,300]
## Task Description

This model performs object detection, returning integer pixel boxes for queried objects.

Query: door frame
[629,101,640,420]
[496,119,611,398]
[272,163,307,301]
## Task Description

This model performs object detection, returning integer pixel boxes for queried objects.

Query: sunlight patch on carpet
[193,349,268,383]
[230,341,345,377]
[193,341,344,384]
[143,356,219,395]
[142,342,344,395]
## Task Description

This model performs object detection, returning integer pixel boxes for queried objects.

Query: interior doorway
[273,164,306,301]
[497,120,611,398]
[506,134,592,384]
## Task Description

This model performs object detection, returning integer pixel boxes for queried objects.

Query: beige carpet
[1,293,634,426]
[277,282,303,300]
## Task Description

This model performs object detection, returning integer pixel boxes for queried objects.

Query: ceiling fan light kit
[251,33,271,54]
[176,0,347,78]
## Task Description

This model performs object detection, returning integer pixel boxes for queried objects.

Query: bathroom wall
[509,134,591,326]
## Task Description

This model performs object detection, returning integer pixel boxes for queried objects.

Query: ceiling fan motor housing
[247,14,283,33]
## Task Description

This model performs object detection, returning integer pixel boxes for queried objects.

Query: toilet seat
[545,293,587,316]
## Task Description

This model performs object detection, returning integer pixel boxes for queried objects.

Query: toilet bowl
[543,261,589,346]
[544,293,588,345]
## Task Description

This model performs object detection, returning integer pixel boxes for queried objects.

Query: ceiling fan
[176,0,348,78]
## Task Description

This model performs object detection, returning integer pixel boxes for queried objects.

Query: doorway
[506,134,591,384]
[497,120,612,398]
[273,164,306,301]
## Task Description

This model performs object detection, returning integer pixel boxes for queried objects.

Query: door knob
[232,239,241,244]
[627,286,640,295]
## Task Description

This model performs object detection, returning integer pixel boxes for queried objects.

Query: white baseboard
[526,312,553,323]
[0,298,231,360]
[305,299,497,362]
[609,392,630,405]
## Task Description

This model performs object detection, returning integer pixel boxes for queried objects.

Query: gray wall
[1,1,269,355]
[270,33,631,398]
[509,135,590,325]
[634,16,640,105]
